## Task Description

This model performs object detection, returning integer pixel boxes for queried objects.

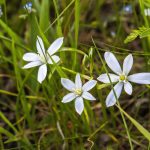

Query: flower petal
[82,91,96,100]
[104,52,122,75]
[75,73,82,89]
[22,61,42,69]
[124,82,132,95]
[97,73,119,83]
[47,55,60,64]
[75,97,84,115]
[82,80,97,92]
[23,53,39,61]
[36,36,45,56]
[61,78,75,92]
[106,82,123,107]
[128,73,150,84]
[62,93,76,103]
[123,54,133,75]
[37,64,47,83]
[48,37,64,55]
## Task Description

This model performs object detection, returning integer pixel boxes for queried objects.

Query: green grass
[0,0,150,149]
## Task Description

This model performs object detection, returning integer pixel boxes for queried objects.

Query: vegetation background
[0,0,150,149]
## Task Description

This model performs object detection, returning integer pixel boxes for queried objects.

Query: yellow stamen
[119,75,126,81]
[74,89,82,96]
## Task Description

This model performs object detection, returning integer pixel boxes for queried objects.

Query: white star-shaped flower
[61,73,97,115]
[0,6,3,17]
[23,36,63,83]
[24,2,32,13]
[144,8,150,16]
[97,52,150,107]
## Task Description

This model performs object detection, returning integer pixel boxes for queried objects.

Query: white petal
[124,82,132,95]
[97,73,119,83]
[47,55,60,64]
[62,93,76,103]
[61,78,75,92]
[23,53,39,61]
[22,61,42,69]
[75,97,84,115]
[82,80,97,92]
[36,36,45,56]
[37,64,47,83]
[106,82,123,107]
[82,91,96,100]
[128,73,150,84]
[123,54,133,75]
[104,52,122,75]
[75,73,82,89]
[48,37,64,55]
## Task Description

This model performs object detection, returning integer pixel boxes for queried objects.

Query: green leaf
[124,30,139,43]
[144,0,150,7]
[124,26,150,43]
[59,47,88,56]
[39,0,50,33]
[139,27,150,38]
[0,127,15,138]
[116,105,150,141]
[53,0,62,36]
[0,20,22,43]
[0,0,4,3]
[0,112,18,133]
[97,83,111,90]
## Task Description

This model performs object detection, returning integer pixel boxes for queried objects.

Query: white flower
[61,73,97,115]
[97,52,150,107]
[122,5,132,14]
[0,6,3,17]
[144,8,150,16]
[24,2,32,13]
[23,36,63,83]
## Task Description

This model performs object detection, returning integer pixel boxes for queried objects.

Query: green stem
[116,102,133,150]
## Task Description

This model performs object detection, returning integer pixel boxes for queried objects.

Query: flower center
[119,74,127,82]
[74,89,82,96]
[39,54,47,64]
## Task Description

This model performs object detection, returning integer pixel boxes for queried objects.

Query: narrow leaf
[116,105,150,141]
[124,30,139,43]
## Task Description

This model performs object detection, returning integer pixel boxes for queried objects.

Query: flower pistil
[119,74,127,82]
[74,89,82,96]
